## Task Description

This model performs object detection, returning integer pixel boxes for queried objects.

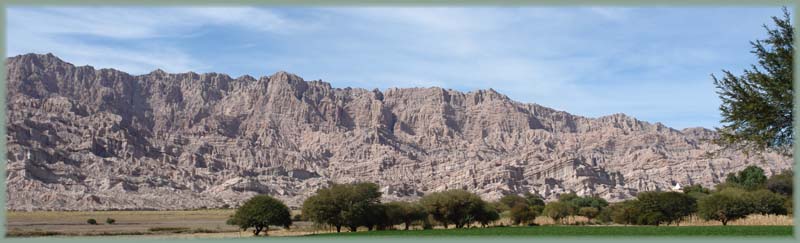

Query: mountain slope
[5,53,791,210]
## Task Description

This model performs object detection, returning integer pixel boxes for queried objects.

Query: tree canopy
[227,195,292,236]
[713,7,793,154]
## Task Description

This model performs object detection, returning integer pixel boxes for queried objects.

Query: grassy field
[307,225,794,237]
[6,210,794,238]
[6,209,316,238]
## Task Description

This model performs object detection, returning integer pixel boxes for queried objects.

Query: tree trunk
[349,226,358,232]
[405,222,410,230]
[722,220,728,226]
[253,226,262,236]
[336,225,342,233]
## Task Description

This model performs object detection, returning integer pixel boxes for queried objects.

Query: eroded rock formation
[5,53,792,211]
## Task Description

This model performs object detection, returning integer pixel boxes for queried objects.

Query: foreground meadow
[307,225,793,237]
[6,210,793,238]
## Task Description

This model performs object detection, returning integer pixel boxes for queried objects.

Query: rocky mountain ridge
[5,53,792,211]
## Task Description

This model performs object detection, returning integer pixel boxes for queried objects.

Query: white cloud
[7,7,302,74]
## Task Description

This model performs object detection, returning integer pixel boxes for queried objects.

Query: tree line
[226,165,792,235]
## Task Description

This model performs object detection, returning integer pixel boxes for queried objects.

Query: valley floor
[5,210,794,238]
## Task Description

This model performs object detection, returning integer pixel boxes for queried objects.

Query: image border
[0,0,797,242]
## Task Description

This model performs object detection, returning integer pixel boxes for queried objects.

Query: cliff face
[5,53,792,210]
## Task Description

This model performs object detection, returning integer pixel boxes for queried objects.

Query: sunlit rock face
[5,53,791,211]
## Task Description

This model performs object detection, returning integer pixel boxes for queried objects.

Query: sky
[6,7,789,129]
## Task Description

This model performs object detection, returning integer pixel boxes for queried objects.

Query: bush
[292,214,303,221]
[106,218,116,225]
[87,218,98,225]
[227,195,292,236]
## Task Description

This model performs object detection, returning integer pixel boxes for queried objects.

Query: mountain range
[4,53,792,211]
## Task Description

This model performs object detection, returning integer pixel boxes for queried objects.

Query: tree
[302,186,344,232]
[301,182,382,233]
[713,7,793,154]
[227,195,292,236]
[682,184,710,194]
[558,193,608,211]
[419,190,486,229]
[578,207,600,222]
[726,165,768,190]
[87,218,98,225]
[766,170,793,196]
[510,203,538,225]
[474,202,500,227]
[748,189,788,215]
[523,192,546,207]
[698,188,753,226]
[106,218,116,225]
[647,192,696,226]
[499,194,529,211]
[338,182,382,232]
[543,201,573,224]
[384,201,428,230]
[610,200,641,226]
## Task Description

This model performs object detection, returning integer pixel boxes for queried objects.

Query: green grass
[308,225,793,237]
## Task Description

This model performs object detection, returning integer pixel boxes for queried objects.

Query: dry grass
[676,214,792,226]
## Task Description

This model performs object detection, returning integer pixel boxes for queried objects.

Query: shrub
[227,195,292,236]
[87,218,97,225]
[106,218,116,225]
[292,214,303,221]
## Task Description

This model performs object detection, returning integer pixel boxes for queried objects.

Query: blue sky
[6,7,788,129]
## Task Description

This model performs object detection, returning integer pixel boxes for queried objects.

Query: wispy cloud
[6,7,784,129]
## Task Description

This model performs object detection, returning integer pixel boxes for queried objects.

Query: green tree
[610,200,641,226]
[302,188,343,232]
[301,182,382,233]
[523,192,546,207]
[499,194,528,211]
[419,190,486,229]
[748,189,788,215]
[578,207,600,222]
[766,170,793,196]
[227,195,292,236]
[713,7,793,154]
[384,201,428,230]
[726,165,768,190]
[474,202,500,227]
[682,184,711,194]
[698,188,753,226]
[543,201,573,224]
[509,203,538,225]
